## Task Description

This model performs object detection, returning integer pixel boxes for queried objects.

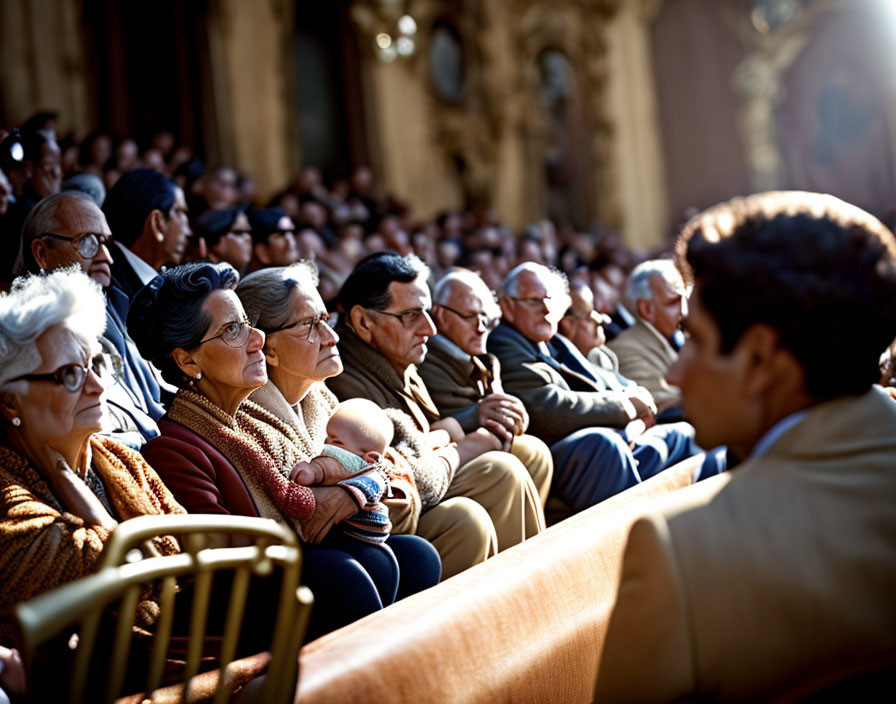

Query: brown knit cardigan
[0,434,184,640]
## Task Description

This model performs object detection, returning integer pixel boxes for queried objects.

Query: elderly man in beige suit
[607,259,686,414]
[594,191,896,702]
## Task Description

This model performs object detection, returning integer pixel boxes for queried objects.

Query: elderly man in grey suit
[608,259,686,414]
[418,268,553,506]
[595,191,896,702]
[488,263,704,511]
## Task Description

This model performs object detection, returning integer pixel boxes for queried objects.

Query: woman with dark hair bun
[130,262,439,639]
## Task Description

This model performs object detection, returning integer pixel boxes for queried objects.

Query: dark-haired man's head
[669,190,896,458]
[102,168,191,270]
[338,252,435,372]
[247,207,298,268]
[195,207,252,275]
[2,128,62,200]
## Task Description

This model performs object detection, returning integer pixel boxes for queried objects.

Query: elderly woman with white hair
[0,268,183,640]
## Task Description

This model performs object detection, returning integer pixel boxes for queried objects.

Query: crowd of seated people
[0,113,894,702]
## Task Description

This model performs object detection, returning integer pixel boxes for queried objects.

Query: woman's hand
[43,448,117,532]
[301,486,357,543]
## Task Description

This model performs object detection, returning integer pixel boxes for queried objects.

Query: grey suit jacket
[417,334,490,434]
[608,318,680,408]
[487,322,634,445]
[595,386,896,702]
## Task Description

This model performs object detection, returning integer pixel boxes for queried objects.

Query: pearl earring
[11,417,21,427]
[196,372,202,381]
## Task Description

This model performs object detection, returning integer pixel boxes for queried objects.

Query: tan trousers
[444,449,546,554]
[416,497,498,580]
[510,434,553,507]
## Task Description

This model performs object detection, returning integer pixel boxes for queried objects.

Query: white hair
[500,261,571,321]
[0,267,107,393]
[625,259,681,305]
[432,268,500,320]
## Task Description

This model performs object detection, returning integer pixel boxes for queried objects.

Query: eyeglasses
[11,353,110,393]
[40,231,111,259]
[196,319,253,348]
[366,307,432,327]
[510,296,551,309]
[436,304,499,331]
[263,312,330,342]
[228,229,252,237]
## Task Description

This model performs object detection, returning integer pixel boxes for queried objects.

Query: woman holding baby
[130,262,439,639]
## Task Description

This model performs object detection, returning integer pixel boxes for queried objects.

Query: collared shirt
[116,242,158,286]
[751,409,809,459]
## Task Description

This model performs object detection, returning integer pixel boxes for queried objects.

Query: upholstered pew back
[295,460,698,704]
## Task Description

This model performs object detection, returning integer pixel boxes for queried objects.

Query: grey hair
[0,267,107,393]
[16,191,95,276]
[500,261,571,320]
[625,259,680,305]
[236,260,320,331]
[432,268,500,319]
[501,261,569,298]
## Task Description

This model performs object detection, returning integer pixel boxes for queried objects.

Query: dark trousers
[549,422,699,512]
[303,532,440,641]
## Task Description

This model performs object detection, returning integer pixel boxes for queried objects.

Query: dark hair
[247,207,288,245]
[338,251,427,314]
[103,168,177,248]
[194,207,243,248]
[676,191,896,400]
[127,262,239,386]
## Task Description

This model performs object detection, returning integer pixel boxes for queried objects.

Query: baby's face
[327,413,379,458]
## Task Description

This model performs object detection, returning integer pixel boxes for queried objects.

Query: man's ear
[636,298,653,322]
[498,297,514,325]
[557,316,573,338]
[31,238,50,270]
[431,306,448,333]
[737,324,783,398]
[349,305,375,344]
[254,242,272,266]
[144,209,167,244]
[171,347,201,380]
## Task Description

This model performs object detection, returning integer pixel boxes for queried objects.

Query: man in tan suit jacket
[594,191,896,702]
[607,259,685,413]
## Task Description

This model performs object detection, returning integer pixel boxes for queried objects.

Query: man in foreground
[595,191,896,701]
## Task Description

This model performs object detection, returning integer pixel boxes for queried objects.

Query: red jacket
[141,419,260,518]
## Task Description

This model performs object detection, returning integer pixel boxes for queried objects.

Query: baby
[291,398,394,544]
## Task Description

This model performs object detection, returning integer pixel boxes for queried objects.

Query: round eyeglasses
[366,307,432,327]
[40,231,111,259]
[435,304,499,331]
[263,312,330,342]
[10,353,110,393]
[196,320,253,348]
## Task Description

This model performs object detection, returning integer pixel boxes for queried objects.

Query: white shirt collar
[117,243,158,285]
[750,409,809,459]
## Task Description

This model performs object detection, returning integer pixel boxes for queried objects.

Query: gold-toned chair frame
[15,514,313,704]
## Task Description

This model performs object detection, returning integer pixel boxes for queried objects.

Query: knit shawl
[165,389,315,532]
[248,380,337,460]
[0,435,184,639]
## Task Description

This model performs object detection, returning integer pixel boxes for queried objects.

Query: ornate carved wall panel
[351,0,623,230]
